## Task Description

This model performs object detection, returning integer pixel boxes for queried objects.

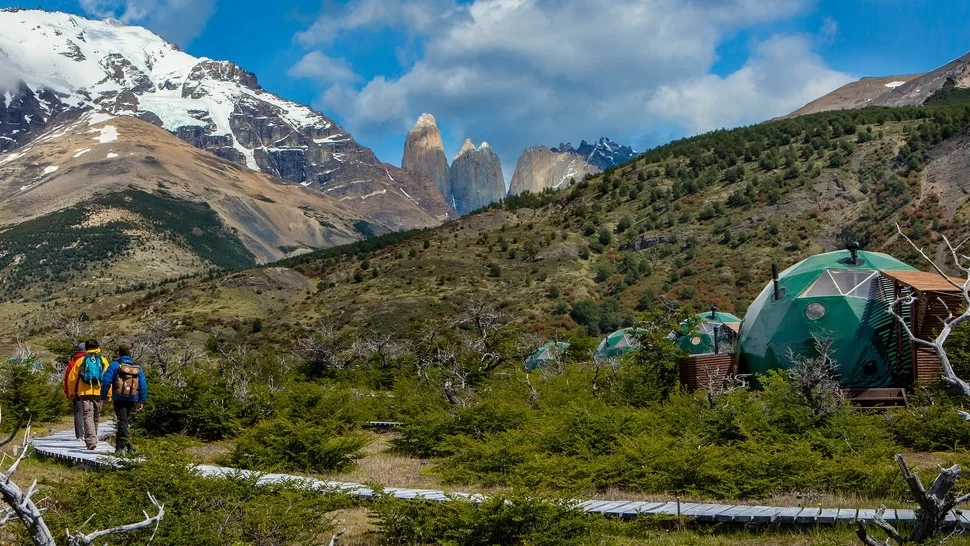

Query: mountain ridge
[0,8,452,231]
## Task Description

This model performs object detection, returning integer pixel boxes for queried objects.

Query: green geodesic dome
[594,328,644,360]
[738,250,916,388]
[524,342,570,371]
[676,311,742,355]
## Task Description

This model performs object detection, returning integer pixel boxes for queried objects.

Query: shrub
[227,418,368,473]
[372,494,595,546]
[39,440,351,545]
[0,358,66,427]
[139,368,241,440]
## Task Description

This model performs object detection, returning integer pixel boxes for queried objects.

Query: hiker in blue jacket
[100,345,148,455]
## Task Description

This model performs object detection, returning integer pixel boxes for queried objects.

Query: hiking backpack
[114,363,141,398]
[79,354,103,385]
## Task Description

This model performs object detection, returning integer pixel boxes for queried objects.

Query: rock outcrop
[402,113,449,199]
[508,146,597,196]
[448,139,505,215]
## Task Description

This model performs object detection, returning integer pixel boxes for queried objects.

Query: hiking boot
[85,444,97,450]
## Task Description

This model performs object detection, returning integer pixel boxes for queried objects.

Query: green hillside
[9,103,970,544]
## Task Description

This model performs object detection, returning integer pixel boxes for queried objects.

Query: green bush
[37,440,351,546]
[372,494,595,546]
[139,368,241,440]
[227,418,368,473]
[0,358,67,427]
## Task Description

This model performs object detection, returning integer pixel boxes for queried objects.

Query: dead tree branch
[892,223,970,398]
[66,493,164,546]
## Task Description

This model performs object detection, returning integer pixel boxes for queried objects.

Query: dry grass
[326,507,379,546]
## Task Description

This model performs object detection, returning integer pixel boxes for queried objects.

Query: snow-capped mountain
[555,138,637,171]
[0,8,452,230]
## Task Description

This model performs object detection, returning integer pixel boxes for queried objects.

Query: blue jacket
[100,357,148,403]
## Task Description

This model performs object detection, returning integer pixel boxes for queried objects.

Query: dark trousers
[113,401,136,450]
[73,398,84,440]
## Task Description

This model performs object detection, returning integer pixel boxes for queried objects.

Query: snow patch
[341,189,387,201]
[73,148,90,158]
[0,152,24,166]
[86,112,115,126]
[313,134,349,145]
[90,125,118,144]
[42,165,59,175]
[106,152,119,159]
[885,81,907,89]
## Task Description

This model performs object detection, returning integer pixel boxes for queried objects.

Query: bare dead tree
[857,455,969,545]
[294,321,349,376]
[705,373,751,410]
[786,335,844,419]
[327,530,344,546]
[0,413,164,545]
[524,373,538,407]
[888,224,970,398]
[130,319,198,377]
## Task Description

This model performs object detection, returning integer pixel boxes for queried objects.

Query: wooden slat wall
[912,291,962,385]
[914,348,943,385]
[680,354,736,391]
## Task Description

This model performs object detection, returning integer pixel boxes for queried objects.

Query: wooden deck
[29,421,962,526]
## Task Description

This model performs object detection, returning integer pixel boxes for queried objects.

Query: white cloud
[289,51,360,85]
[79,0,216,46]
[647,35,854,133]
[293,0,853,170]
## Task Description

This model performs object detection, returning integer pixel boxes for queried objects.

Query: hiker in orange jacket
[62,342,86,441]
[65,340,111,450]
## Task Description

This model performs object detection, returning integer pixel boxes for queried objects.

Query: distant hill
[785,75,923,117]
[787,52,970,118]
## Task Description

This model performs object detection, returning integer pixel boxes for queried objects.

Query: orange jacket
[63,351,85,399]
[65,350,110,399]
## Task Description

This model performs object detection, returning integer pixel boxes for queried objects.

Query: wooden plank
[836,508,858,522]
[620,502,663,516]
[595,501,639,514]
[817,508,840,524]
[641,502,679,515]
[773,507,804,522]
[681,503,730,522]
[714,505,759,522]
[600,501,644,516]
[691,504,738,522]
[895,509,915,522]
[579,500,614,513]
[857,509,876,521]
[796,507,820,524]
[729,506,773,523]
[747,506,780,524]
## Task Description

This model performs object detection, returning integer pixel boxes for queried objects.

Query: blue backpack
[79,354,103,384]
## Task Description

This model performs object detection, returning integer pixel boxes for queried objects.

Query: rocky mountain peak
[455,138,477,160]
[448,138,505,215]
[509,145,597,197]
[402,112,449,202]
[412,112,438,131]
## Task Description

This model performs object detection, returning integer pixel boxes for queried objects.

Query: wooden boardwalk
[30,421,960,526]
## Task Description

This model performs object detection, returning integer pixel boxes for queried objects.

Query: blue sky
[3,0,969,175]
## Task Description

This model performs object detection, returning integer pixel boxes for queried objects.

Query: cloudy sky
[3,0,970,176]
